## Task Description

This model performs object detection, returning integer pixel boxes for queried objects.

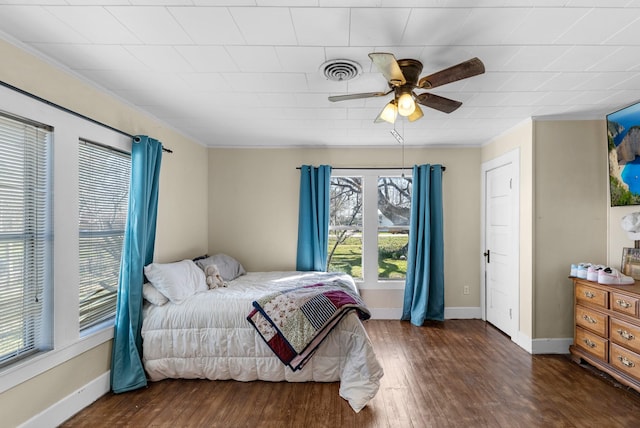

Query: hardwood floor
[62,320,640,427]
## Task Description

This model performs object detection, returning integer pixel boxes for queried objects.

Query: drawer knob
[616,299,632,309]
[618,355,636,368]
[583,338,596,348]
[584,291,596,299]
[582,314,597,324]
[617,329,635,341]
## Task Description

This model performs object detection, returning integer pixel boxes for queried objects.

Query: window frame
[0,84,131,394]
[330,169,410,290]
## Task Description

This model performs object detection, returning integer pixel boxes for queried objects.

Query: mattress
[141,271,383,412]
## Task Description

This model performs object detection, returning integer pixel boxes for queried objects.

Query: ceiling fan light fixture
[397,91,416,116]
[375,100,398,124]
[408,104,424,122]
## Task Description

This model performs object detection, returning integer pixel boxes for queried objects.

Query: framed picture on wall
[608,100,640,206]
[622,247,640,280]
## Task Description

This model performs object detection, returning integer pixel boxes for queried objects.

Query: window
[78,140,130,331]
[328,170,412,288]
[0,112,52,367]
[328,177,363,278]
[377,176,411,279]
[0,84,132,390]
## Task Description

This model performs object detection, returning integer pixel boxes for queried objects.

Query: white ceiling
[1,1,640,148]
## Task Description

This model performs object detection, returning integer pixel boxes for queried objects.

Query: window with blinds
[0,112,52,367]
[78,140,130,331]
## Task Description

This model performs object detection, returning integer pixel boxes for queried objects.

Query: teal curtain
[110,136,162,393]
[296,165,332,271]
[402,164,445,325]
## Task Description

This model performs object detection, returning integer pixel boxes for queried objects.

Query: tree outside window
[328,177,362,278]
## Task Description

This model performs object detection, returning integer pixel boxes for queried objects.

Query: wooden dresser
[570,278,640,392]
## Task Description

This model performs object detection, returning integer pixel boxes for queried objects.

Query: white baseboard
[444,306,482,319]
[513,330,533,353]
[511,331,572,355]
[531,337,573,355]
[20,371,110,428]
[370,307,482,320]
[369,308,402,319]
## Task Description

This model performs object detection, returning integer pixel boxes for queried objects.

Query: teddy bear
[205,264,227,289]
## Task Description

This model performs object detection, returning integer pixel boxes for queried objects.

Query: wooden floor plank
[61,320,640,427]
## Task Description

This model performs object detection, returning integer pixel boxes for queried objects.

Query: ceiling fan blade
[328,91,389,102]
[408,104,423,122]
[369,52,406,86]
[416,92,463,114]
[418,57,485,89]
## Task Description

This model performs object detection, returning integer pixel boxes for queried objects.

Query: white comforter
[141,271,383,412]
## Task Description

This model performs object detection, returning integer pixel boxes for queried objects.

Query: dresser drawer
[610,318,640,354]
[575,305,608,336]
[610,292,639,317]
[576,283,608,309]
[610,343,640,381]
[575,326,608,361]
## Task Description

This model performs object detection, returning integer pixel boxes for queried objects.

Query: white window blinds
[0,112,52,367]
[78,140,130,331]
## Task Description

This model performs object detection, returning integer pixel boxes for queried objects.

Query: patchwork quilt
[247,280,370,371]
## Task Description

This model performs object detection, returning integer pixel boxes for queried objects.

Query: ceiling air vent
[320,59,362,82]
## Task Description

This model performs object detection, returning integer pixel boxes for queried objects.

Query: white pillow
[195,254,246,282]
[144,259,208,304]
[142,282,169,306]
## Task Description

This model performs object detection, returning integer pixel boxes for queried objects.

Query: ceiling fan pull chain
[402,120,405,177]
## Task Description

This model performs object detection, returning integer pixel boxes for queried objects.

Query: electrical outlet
[463,286,470,295]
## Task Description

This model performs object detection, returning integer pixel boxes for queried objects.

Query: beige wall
[0,343,111,428]
[0,39,209,426]
[533,120,607,338]
[207,147,482,312]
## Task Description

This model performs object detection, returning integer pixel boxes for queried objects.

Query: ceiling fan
[328,53,485,124]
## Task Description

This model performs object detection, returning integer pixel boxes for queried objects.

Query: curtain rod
[296,166,446,171]
[0,80,173,154]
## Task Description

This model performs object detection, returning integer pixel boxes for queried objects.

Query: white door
[483,151,519,338]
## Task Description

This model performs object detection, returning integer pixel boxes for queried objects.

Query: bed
[140,256,384,412]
